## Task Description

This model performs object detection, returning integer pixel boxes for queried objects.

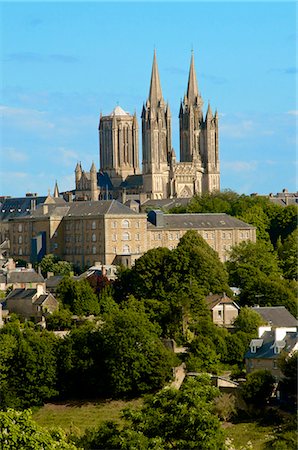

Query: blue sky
[0,1,297,197]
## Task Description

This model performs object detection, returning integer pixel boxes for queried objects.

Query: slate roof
[120,174,144,189]
[46,275,64,289]
[97,172,113,190]
[0,196,47,221]
[251,306,298,328]
[141,197,191,212]
[7,270,45,284]
[6,288,37,300]
[148,213,254,229]
[205,293,240,310]
[65,200,140,217]
[34,294,52,305]
[245,330,298,359]
[15,200,141,221]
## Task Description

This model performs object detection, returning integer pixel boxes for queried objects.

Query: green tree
[0,327,58,409]
[278,351,297,403]
[0,409,77,449]
[233,306,263,335]
[242,369,275,408]
[46,308,73,331]
[277,229,298,280]
[39,254,73,277]
[101,301,177,396]
[227,241,281,286]
[80,375,224,450]
[57,277,100,315]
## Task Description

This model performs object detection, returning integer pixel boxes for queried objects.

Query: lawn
[224,421,275,450]
[33,398,142,436]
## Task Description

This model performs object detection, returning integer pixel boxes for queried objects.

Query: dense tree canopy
[0,409,77,449]
[114,230,231,340]
[56,277,100,315]
[0,326,58,409]
[80,375,225,450]
[38,254,73,277]
[242,369,275,408]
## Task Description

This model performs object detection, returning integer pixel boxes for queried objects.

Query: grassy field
[33,398,142,436]
[224,421,275,450]
[34,401,278,449]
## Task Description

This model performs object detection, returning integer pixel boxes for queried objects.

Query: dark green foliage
[46,308,73,331]
[115,231,231,339]
[227,240,297,316]
[242,370,275,408]
[80,376,225,450]
[38,254,73,277]
[56,303,176,399]
[100,302,177,396]
[233,306,264,335]
[57,277,100,315]
[277,229,298,280]
[0,409,76,449]
[0,327,58,409]
[278,351,297,402]
[173,191,297,249]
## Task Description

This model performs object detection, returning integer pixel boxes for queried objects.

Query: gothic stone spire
[148,50,164,109]
[186,52,202,108]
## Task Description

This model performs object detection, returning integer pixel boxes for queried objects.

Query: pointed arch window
[122,219,130,229]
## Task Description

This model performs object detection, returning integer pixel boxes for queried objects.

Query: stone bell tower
[141,50,172,199]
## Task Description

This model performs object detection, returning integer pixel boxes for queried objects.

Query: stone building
[74,51,220,202]
[6,199,255,269]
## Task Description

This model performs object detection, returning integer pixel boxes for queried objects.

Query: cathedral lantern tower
[99,106,139,187]
[141,50,172,199]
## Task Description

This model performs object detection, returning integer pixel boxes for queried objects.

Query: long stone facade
[7,199,255,269]
[74,51,220,202]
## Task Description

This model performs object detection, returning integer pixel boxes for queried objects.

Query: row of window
[112,232,140,241]
[64,219,141,231]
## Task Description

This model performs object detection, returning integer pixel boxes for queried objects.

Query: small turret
[53,180,59,198]
[75,162,82,186]
[206,102,213,121]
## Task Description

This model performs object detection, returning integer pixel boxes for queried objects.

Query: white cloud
[286,110,298,116]
[220,119,254,138]
[0,104,55,132]
[4,147,28,162]
[222,160,258,172]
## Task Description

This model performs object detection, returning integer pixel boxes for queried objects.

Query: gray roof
[148,212,254,230]
[12,200,141,221]
[34,294,54,305]
[251,306,298,328]
[0,196,47,221]
[46,275,64,289]
[141,197,191,212]
[6,288,37,300]
[245,330,298,359]
[7,270,45,284]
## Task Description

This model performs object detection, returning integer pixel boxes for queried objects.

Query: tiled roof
[205,293,239,310]
[251,306,298,328]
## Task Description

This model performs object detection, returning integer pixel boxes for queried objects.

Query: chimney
[27,263,32,270]
[36,283,45,297]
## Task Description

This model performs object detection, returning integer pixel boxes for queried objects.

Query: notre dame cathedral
[74,51,220,202]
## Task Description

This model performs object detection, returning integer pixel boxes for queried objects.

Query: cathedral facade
[74,52,220,202]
